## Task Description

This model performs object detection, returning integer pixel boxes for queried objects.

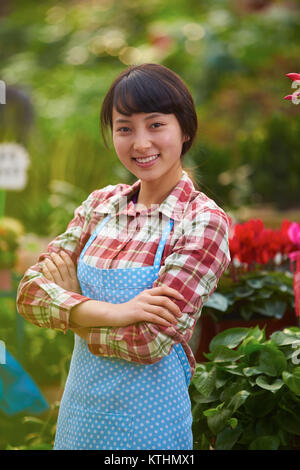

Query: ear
[183,135,190,142]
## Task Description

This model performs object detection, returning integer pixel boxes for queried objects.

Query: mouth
[132,154,160,167]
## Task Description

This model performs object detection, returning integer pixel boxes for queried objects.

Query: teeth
[135,154,159,163]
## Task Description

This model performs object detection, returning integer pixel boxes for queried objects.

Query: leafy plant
[190,326,300,450]
[0,218,24,269]
[203,270,295,322]
[0,403,58,450]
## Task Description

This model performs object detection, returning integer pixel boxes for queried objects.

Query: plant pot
[0,268,12,291]
[195,309,299,363]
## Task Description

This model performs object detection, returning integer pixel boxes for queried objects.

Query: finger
[149,286,185,301]
[44,257,63,283]
[59,251,77,277]
[146,295,182,317]
[146,305,178,325]
[144,313,174,328]
[42,263,53,281]
[50,253,70,281]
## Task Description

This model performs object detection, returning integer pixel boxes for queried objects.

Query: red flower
[286,73,300,81]
[284,92,300,101]
[229,219,264,265]
[229,218,299,267]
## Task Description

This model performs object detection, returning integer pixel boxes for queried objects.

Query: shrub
[190,326,300,450]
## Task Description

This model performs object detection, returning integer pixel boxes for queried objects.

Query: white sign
[0,80,5,104]
[0,340,5,364]
[0,143,30,190]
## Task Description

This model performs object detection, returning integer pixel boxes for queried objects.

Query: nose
[132,129,152,153]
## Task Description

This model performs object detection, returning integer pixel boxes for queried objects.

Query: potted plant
[195,219,300,361]
[190,326,300,450]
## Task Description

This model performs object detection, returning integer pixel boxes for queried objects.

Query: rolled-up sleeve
[16,192,98,333]
[87,207,231,362]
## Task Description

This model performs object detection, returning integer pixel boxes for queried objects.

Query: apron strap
[79,214,111,260]
[153,219,174,270]
[79,214,174,269]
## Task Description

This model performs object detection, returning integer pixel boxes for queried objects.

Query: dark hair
[100,63,198,159]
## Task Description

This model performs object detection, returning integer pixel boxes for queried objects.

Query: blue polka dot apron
[54,213,193,450]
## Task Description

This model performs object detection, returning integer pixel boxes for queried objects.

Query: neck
[136,167,183,209]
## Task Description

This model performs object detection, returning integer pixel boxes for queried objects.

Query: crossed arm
[41,251,184,341]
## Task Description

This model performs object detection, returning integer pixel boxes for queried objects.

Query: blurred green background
[1,0,300,237]
[0,0,300,450]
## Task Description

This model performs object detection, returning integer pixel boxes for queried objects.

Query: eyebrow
[114,113,164,124]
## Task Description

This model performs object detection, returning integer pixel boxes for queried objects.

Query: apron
[54,213,193,450]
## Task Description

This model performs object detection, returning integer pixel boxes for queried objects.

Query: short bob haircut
[100,63,198,158]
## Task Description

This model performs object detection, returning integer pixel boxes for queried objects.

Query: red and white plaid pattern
[16,171,231,379]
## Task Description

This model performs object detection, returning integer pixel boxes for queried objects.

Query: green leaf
[249,435,280,450]
[203,403,224,417]
[244,391,277,417]
[223,365,244,376]
[240,304,255,321]
[209,327,250,352]
[227,390,250,412]
[206,345,244,363]
[204,292,229,312]
[256,375,284,392]
[243,366,263,376]
[207,408,232,435]
[252,289,272,300]
[246,278,264,289]
[193,366,217,398]
[275,410,300,435]
[233,286,255,299]
[257,345,287,376]
[252,300,286,319]
[282,368,300,396]
[228,417,238,429]
[215,424,243,450]
[271,330,300,347]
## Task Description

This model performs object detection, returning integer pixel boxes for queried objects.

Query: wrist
[70,299,116,327]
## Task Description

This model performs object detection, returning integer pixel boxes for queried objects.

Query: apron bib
[54,214,193,450]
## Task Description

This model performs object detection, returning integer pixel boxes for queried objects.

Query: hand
[69,326,89,341]
[41,251,82,295]
[108,286,184,328]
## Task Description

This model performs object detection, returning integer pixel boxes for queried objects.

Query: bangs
[113,71,182,116]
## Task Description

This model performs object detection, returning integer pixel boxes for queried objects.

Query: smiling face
[112,108,188,183]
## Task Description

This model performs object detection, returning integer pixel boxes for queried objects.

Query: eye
[116,126,130,132]
[151,122,164,129]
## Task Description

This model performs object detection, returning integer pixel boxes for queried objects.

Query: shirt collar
[94,170,196,221]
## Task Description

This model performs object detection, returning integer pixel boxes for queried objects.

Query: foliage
[202,217,298,322]
[0,403,58,450]
[203,270,295,322]
[190,326,300,450]
[0,294,74,386]
[0,0,299,233]
[48,179,88,237]
[240,114,300,210]
[0,218,24,269]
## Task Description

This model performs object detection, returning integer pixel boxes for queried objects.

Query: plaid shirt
[16,170,231,379]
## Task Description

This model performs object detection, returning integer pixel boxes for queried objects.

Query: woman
[17,63,231,450]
